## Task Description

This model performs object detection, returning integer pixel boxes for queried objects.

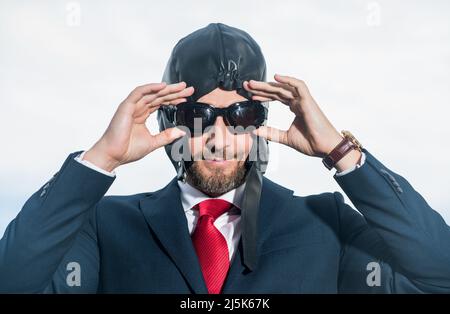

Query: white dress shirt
[74,151,366,262]
[177,180,245,261]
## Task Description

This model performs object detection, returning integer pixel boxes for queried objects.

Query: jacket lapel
[222,177,294,292]
[221,238,245,293]
[138,177,208,294]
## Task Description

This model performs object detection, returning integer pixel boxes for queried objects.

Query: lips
[204,158,231,166]
[206,159,227,163]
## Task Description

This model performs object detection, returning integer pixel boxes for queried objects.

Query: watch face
[342,130,363,150]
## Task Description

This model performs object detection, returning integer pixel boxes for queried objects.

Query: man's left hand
[243,74,362,171]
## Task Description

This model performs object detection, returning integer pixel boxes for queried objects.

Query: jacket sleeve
[0,152,115,293]
[335,149,450,293]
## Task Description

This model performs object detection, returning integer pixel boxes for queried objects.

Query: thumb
[151,127,186,150]
[252,126,288,145]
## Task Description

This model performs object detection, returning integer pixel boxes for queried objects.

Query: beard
[186,160,247,197]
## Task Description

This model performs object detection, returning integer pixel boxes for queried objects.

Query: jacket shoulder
[262,177,341,231]
[263,176,338,210]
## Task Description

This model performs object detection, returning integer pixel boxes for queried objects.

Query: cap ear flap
[170,135,193,182]
[163,106,177,124]
[257,138,269,174]
[177,159,187,181]
[157,107,175,133]
[245,131,269,174]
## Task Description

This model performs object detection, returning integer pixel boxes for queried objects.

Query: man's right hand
[83,82,194,172]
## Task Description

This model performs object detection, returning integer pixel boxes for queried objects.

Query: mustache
[191,147,247,161]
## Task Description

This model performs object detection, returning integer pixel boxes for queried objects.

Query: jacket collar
[177,180,246,213]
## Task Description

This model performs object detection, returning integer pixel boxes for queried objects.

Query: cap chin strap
[240,162,262,270]
[240,135,268,270]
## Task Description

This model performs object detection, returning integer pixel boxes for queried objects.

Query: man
[1,23,449,293]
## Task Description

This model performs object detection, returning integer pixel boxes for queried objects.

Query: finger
[269,81,298,97]
[147,98,186,115]
[243,86,284,103]
[247,80,296,100]
[252,125,288,145]
[140,85,193,106]
[154,81,188,98]
[244,80,292,99]
[128,82,167,103]
[138,82,188,105]
[155,86,195,106]
[274,74,311,98]
[251,95,273,102]
[135,86,192,117]
[147,96,187,115]
[170,97,188,105]
[134,96,187,120]
[151,127,186,150]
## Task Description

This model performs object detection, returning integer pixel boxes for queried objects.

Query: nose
[205,116,233,156]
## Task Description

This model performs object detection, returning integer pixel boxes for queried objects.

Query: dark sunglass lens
[228,102,267,129]
[176,104,214,133]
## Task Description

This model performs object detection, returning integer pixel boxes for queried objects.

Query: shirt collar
[177,180,246,213]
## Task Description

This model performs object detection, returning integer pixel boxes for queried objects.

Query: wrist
[321,133,345,158]
[83,146,120,172]
[322,130,363,171]
[334,149,362,173]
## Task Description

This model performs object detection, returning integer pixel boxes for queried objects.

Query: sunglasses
[161,100,268,134]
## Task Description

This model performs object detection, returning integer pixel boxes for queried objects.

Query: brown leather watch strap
[322,137,356,170]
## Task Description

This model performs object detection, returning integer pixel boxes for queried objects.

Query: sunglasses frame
[161,100,268,134]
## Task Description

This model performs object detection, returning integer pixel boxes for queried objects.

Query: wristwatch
[322,130,363,170]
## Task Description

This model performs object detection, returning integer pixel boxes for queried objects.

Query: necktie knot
[196,199,233,221]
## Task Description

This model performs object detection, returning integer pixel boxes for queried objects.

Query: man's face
[185,88,254,196]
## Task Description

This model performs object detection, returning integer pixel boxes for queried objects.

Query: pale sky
[1,0,450,234]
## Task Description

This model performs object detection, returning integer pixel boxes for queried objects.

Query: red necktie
[191,199,233,294]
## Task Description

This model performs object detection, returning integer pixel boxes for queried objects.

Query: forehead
[197,87,248,108]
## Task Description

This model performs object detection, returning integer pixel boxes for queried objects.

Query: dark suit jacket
[1,149,450,293]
